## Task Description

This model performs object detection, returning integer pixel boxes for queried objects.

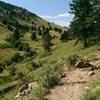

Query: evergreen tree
[13,28,20,40]
[31,31,37,40]
[37,27,42,36]
[43,28,52,52]
[70,0,98,48]
[60,31,69,42]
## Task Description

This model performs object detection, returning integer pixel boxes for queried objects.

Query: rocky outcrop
[15,81,38,100]
[74,60,97,70]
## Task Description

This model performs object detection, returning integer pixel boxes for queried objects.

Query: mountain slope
[0,1,65,34]
[0,1,100,100]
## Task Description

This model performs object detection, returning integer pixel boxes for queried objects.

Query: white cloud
[39,12,74,27]
[40,12,74,20]
[52,20,70,27]
[40,15,54,19]
[58,12,74,17]
[40,15,56,20]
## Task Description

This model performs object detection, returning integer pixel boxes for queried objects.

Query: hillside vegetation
[0,1,100,100]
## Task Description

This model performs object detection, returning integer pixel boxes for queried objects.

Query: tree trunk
[83,37,88,48]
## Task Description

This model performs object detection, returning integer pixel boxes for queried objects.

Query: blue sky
[2,0,74,26]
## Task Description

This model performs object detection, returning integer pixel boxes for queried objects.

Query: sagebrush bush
[29,64,63,100]
[4,59,13,66]
[27,48,37,57]
[0,75,12,85]
[29,85,47,100]
[35,64,63,89]
[0,61,5,73]
[11,52,23,63]
[28,61,40,71]
[9,65,17,76]
[82,80,100,100]
[67,54,79,66]
[17,72,28,83]
[17,42,30,52]
[0,43,13,49]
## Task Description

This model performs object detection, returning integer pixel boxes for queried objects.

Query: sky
[2,0,74,27]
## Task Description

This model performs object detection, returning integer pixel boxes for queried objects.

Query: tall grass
[82,80,100,100]
[0,43,13,49]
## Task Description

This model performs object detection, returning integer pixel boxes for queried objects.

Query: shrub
[6,35,16,44]
[82,80,100,100]
[29,85,47,100]
[17,72,28,83]
[31,31,37,40]
[60,31,69,42]
[2,19,7,25]
[35,64,63,89]
[4,59,13,66]
[0,61,5,73]
[67,54,79,66]
[17,42,30,52]
[0,76,12,85]
[6,29,20,44]
[28,61,40,71]
[11,52,23,63]
[17,72,24,79]
[7,25,13,31]
[0,43,13,49]
[13,29,20,40]
[27,48,37,57]
[9,65,17,76]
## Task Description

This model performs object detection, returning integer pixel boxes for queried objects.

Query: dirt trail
[45,58,100,100]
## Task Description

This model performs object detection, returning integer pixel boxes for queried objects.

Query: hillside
[0,1,100,100]
[0,1,65,33]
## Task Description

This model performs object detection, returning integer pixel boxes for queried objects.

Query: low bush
[0,43,13,49]
[28,64,63,100]
[29,85,47,100]
[28,61,41,71]
[0,76,12,85]
[4,59,13,66]
[6,35,16,44]
[17,72,27,83]
[7,25,13,31]
[35,64,63,89]
[17,42,30,52]
[67,54,79,66]
[0,81,17,95]
[82,80,100,100]
[9,65,17,76]
[26,48,37,57]
[11,52,23,63]
[0,61,5,73]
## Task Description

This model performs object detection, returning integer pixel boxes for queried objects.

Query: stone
[74,60,97,70]
[88,71,95,76]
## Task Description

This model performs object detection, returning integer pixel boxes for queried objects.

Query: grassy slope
[0,1,100,100]
[0,25,100,100]
[0,1,65,33]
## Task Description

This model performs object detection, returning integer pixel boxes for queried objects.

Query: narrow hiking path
[45,58,100,100]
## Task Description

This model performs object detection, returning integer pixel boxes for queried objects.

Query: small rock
[80,77,84,80]
[74,60,97,70]
[60,73,66,78]
[84,86,90,90]
[88,71,95,76]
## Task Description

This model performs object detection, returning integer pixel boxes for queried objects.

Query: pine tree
[70,0,97,48]
[13,28,20,40]
[43,28,52,52]
[60,31,69,42]
[31,31,37,40]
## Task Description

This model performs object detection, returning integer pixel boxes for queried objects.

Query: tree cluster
[70,0,100,48]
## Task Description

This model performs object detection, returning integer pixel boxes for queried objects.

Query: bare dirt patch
[45,61,100,100]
